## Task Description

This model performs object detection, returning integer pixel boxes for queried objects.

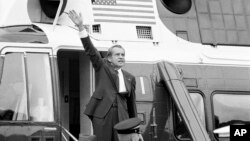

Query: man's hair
[106,45,125,58]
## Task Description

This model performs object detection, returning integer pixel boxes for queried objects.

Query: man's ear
[107,56,112,62]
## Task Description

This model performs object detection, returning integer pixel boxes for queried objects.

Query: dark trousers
[92,106,119,141]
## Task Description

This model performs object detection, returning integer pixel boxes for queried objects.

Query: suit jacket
[82,36,137,120]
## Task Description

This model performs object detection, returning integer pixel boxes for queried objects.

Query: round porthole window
[39,0,67,18]
[160,0,192,14]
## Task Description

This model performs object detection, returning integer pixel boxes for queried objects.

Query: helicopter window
[26,53,54,122]
[0,53,54,121]
[212,93,250,138]
[0,25,48,43]
[160,0,192,14]
[39,0,67,18]
[0,53,28,121]
[174,92,205,140]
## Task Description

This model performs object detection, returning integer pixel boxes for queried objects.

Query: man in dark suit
[68,10,137,141]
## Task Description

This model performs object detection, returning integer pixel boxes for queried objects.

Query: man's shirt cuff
[79,29,88,38]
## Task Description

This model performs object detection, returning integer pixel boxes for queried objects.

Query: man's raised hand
[68,10,84,31]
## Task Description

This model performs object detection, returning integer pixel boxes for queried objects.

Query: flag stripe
[94,14,155,20]
[93,11,155,16]
[116,3,153,8]
[93,5,153,10]
[117,1,153,5]
[94,19,156,24]
[95,16,155,22]
[94,13,155,19]
[93,8,154,13]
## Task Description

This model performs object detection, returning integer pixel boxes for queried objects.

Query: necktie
[117,69,126,93]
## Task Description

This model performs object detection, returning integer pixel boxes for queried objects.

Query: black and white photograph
[1,0,250,141]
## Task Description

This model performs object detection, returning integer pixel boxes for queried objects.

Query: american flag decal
[92,0,156,24]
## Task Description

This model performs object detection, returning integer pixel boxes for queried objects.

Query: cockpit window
[174,92,205,140]
[191,93,206,126]
[213,93,250,138]
[0,53,54,121]
[26,53,54,122]
[0,25,48,43]
[0,53,28,120]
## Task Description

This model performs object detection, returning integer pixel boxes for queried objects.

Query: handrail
[61,132,68,141]
[59,124,79,141]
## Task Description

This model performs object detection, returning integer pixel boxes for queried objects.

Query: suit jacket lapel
[105,61,119,91]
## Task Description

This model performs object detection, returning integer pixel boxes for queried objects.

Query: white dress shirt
[79,29,88,38]
[117,69,127,93]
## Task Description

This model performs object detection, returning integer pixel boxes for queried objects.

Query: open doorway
[57,50,93,140]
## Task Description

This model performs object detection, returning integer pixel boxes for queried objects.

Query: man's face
[108,47,125,69]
